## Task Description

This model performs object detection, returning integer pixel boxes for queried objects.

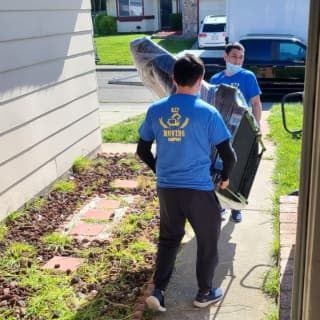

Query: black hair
[173,54,204,87]
[225,42,245,54]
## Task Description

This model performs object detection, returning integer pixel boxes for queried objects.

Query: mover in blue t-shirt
[137,54,236,312]
[210,41,262,223]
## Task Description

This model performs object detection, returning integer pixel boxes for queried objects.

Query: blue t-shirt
[138,94,231,191]
[209,69,261,106]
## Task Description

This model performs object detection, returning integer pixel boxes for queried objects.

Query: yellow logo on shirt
[159,107,189,142]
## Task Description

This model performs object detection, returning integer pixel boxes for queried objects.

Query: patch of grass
[72,156,92,174]
[82,182,99,197]
[0,223,8,241]
[268,103,302,197]
[25,196,47,211]
[264,306,279,320]
[51,180,76,193]
[20,265,79,319]
[95,34,195,65]
[41,233,72,251]
[2,242,36,269]
[128,239,153,254]
[5,210,27,222]
[155,37,196,55]
[95,33,151,65]
[102,113,145,143]
[119,158,141,171]
[76,259,107,285]
[262,266,279,298]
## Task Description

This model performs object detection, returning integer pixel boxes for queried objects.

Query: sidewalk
[101,111,277,319]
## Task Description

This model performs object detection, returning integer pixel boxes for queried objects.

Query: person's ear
[196,77,202,89]
[172,76,177,87]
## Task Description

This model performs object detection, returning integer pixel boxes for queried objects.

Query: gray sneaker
[146,289,166,312]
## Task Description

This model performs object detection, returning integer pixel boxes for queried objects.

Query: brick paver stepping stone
[81,209,114,221]
[41,256,85,272]
[95,199,121,209]
[69,223,105,236]
[113,179,138,189]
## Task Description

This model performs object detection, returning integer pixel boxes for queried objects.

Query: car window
[279,42,306,60]
[202,23,226,33]
[241,39,272,61]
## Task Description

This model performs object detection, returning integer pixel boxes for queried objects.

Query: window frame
[116,0,154,22]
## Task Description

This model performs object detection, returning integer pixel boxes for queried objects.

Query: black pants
[154,188,221,294]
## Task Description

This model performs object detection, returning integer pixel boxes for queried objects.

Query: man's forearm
[136,138,156,173]
[216,139,237,181]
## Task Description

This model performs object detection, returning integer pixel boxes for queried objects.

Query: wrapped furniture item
[130,37,265,209]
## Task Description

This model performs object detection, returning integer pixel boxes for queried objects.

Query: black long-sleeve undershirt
[136,138,156,173]
[215,139,237,181]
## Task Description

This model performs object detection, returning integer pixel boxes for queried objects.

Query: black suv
[203,34,307,96]
[240,34,306,95]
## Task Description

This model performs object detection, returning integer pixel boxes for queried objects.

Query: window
[91,0,106,13]
[241,39,272,61]
[202,23,226,33]
[279,42,306,61]
[118,0,143,16]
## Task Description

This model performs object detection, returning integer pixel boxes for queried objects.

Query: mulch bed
[0,152,159,319]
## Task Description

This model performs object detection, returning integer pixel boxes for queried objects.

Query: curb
[96,65,137,72]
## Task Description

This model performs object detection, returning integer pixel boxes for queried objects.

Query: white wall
[199,0,226,27]
[226,0,310,42]
[0,0,101,220]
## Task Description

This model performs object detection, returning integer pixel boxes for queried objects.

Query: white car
[198,15,227,48]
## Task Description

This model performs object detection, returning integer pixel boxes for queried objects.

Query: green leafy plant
[72,156,92,174]
[51,180,76,193]
[95,14,117,35]
[169,13,182,30]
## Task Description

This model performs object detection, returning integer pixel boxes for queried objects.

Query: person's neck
[176,85,199,95]
[224,70,234,76]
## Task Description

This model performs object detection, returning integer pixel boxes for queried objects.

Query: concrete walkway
[100,108,276,319]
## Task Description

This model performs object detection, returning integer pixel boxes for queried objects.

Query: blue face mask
[226,62,243,74]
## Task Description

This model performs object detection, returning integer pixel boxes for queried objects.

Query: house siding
[0,0,101,220]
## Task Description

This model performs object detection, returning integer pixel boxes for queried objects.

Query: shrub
[95,14,117,35]
[169,13,182,31]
